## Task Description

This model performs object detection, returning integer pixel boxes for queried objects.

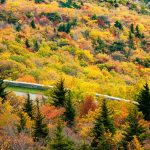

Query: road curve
[4,80,138,104]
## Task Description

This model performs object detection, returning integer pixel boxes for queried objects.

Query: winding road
[4,80,138,104]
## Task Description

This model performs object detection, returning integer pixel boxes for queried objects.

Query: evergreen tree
[33,40,39,51]
[135,25,141,38]
[25,39,30,48]
[51,78,67,107]
[121,109,146,149]
[136,83,150,121]
[130,23,134,34]
[128,31,134,49]
[91,99,116,148]
[114,21,123,30]
[17,112,26,133]
[35,0,44,3]
[94,38,105,53]
[32,99,48,141]
[23,94,33,119]
[0,0,6,4]
[64,90,76,127]
[50,122,75,150]
[80,141,91,150]
[16,23,21,32]
[0,78,8,103]
[31,20,36,29]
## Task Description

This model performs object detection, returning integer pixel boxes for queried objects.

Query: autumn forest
[0,0,150,149]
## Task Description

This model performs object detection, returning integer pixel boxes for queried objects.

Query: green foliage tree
[136,83,150,121]
[0,78,8,103]
[51,78,67,107]
[109,41,125,52]
[33,40,39,51]
[25,39,30,48]
[50,122,75,150]
[135,25,141,38]
[0,0,6,4]
[121,108,146,149]
[80,142,91,150]
[31,20,36,29]
[94,38,105,53]
[32,100,48,141]
[128,31,134,49]
[35,0,44,3]
[23,94,34,119]
[17,112,26,133]
[16,23,21,32]
[64,90,76,127]
[114,21,123,30]
[47,12,61,22]
[91,99,116,148]
[130,23,134,34]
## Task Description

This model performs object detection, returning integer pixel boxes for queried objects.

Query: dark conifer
[32,99,48,141]
[91,99,116,148]
[121,108,146,149]
[35,0,44,3]
[23,94,33,119]
[128,31,134,49]
[64,90,76,127]
[0,0,6,4]
[135,25,141,38]
[0,78,8,103]
[51,78,67,107]
[17,112,26,133]
[50,122,75,150]
[130,23,134,34]
[31,20,36,29]
[136,83,150,121]
[16,23,21,32]
[114,21,123,30]
[25,39,30,48]
[33,40,39,51]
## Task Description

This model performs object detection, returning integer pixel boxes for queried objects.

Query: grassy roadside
[6,86,47,94]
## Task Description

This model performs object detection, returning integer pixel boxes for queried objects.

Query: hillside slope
[0,0,150,99]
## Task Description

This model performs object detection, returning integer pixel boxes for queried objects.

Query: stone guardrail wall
[4,80,53,90]
[4,80,138,104]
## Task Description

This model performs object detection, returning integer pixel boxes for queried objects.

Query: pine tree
[91,99,116,148]
[25,39,30,48]
[23,94,33,119]
[80,141,91,150]
[135,25,141,38]
[51,78,67,107]
[64,90,76,127]
[31,20,36,29]
[32,99,48,141]
[50,122,75,150]
[121,109,146,149]
[16,23,21,32]
[128,31,134,50]
[0,78,8,103]
[0,0,6,4]
[17,112,26,133]
[130,23,134,34]
[35,0,44,3]
[114,21,123,30]
[33,40,39,51]
[136,83,150,121]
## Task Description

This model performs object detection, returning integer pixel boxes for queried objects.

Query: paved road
[5,80,138,104]
[14,91,46,101]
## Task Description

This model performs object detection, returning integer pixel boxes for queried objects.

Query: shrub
[109,41,125,52]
